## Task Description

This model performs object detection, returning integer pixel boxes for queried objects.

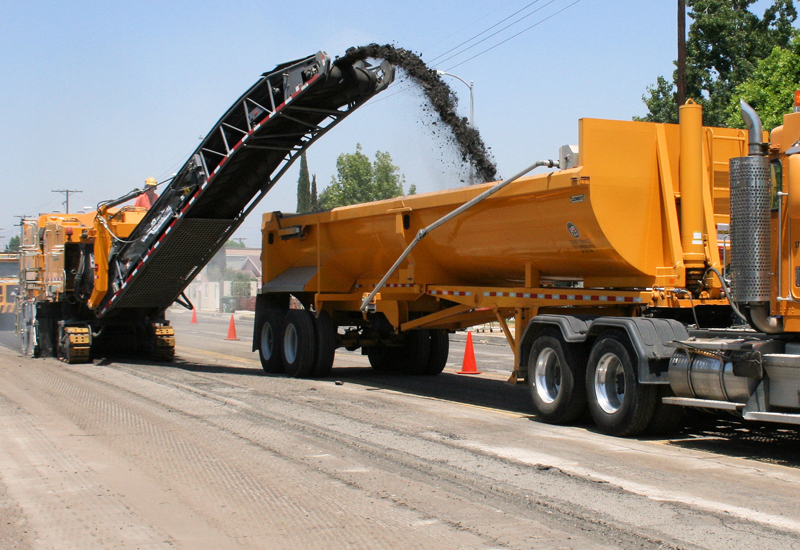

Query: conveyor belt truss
[99,52,394,317]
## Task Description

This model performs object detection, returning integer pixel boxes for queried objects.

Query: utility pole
[677,0,687,110]
[52,189,82,214]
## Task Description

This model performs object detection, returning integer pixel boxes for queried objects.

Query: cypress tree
[310,174,319,212]
[296,152,311,212]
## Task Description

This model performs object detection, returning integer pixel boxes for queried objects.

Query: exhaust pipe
[730,100,782,333]
[740,100,768,157]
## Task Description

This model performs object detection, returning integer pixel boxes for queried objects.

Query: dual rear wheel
[258,308,336,378]
[367,329,449,375]
[528,329,672,437]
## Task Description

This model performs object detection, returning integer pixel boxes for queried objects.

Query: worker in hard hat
[134,177,159,209]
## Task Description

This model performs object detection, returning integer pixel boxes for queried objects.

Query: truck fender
[519,315,688,384]
[585,318,688,383]
[518,314,593,374]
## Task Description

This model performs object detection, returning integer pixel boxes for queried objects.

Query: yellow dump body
[263,118,745,296]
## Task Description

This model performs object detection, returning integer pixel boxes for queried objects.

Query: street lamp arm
[435,70,474,129]
[436,70,470,89]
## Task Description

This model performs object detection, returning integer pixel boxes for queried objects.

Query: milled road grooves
[1,329,800,548]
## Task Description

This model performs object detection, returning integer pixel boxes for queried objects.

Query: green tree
[637,0,797,126]
[310,174,319,212]
[320,144,407,209]
[5,236,19,253]
[296,152,311,213]
[637,76,680,124]
[725,34,800,130]
[224,239,246,248]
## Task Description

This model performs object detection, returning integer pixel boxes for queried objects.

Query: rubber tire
[527,328,587,424]
[259,308,286,374]
[282,310,317,378]
[367,344,399,373]
[311,311,336,377]
[646,385,685,436]
[586,333,657,437]
[423,329,449,375]
[397,330,432,375]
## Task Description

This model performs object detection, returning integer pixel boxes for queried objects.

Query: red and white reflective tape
[355,283,416,289]
[480,292,642,303]
[430,290,472,297]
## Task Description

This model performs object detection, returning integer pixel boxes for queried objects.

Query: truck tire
[586,332,657,437]
[527,328,587,424]
[423,329,449,375]
[398,330,432,375]
[282,309,317,378]
[312,310,336,377]
[367,330,431,374]
[646,385,685,436]
[367,344,398,373]
[259,308,285,374]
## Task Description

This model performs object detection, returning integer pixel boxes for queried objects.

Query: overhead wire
[421,0,520,54]
[435,0,559,67]
[426,0,544,65]
[445,0,584,71]
[365,0,582,108]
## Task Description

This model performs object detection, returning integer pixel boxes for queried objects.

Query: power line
[421,0,519,54]
[445,0,584,71]
[362,0,583,112]
[52,189,82,214]
[427,0,544,65]
[435,0,559,68]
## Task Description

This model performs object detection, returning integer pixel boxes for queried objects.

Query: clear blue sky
[0,0,783,247]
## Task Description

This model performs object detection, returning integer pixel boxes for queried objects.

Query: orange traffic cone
[225,315,239,341]
[190,308,198,324]
[457,331,481,374]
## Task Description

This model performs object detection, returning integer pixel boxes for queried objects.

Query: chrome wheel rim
[594,352,625,414]
[535,347,561,404]
[284,323,298,364]
[261,322,274,360]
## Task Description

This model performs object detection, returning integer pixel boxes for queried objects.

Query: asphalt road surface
[1,308,800,549]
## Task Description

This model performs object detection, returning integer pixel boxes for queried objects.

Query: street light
[437,70,476,184]
[436,70,474,128]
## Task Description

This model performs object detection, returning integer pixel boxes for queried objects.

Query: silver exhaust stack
[730,100,781,332]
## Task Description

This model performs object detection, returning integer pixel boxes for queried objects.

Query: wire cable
[421,0,519,54]
[426,1,544,65]
[445,0,584,71]
[435,0,559,67]
[363,0,583,108]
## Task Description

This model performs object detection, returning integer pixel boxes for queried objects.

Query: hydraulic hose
[360,159,559,312]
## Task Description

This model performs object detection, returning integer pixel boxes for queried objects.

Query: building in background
[185,247,261,312]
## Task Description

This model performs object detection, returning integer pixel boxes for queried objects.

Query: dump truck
[0,253,19,329]
[254,98,800,436]
[16,52,394,362]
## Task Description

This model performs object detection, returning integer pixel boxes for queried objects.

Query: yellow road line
[373,387,530,418]
[175,346,262,367]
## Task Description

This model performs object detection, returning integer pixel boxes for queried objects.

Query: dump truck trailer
[17,52,394,362]
[254,98,800,436]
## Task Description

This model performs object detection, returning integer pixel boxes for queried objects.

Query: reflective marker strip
[482,292,641,303]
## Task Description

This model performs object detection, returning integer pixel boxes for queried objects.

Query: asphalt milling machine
[16,52,394,362]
